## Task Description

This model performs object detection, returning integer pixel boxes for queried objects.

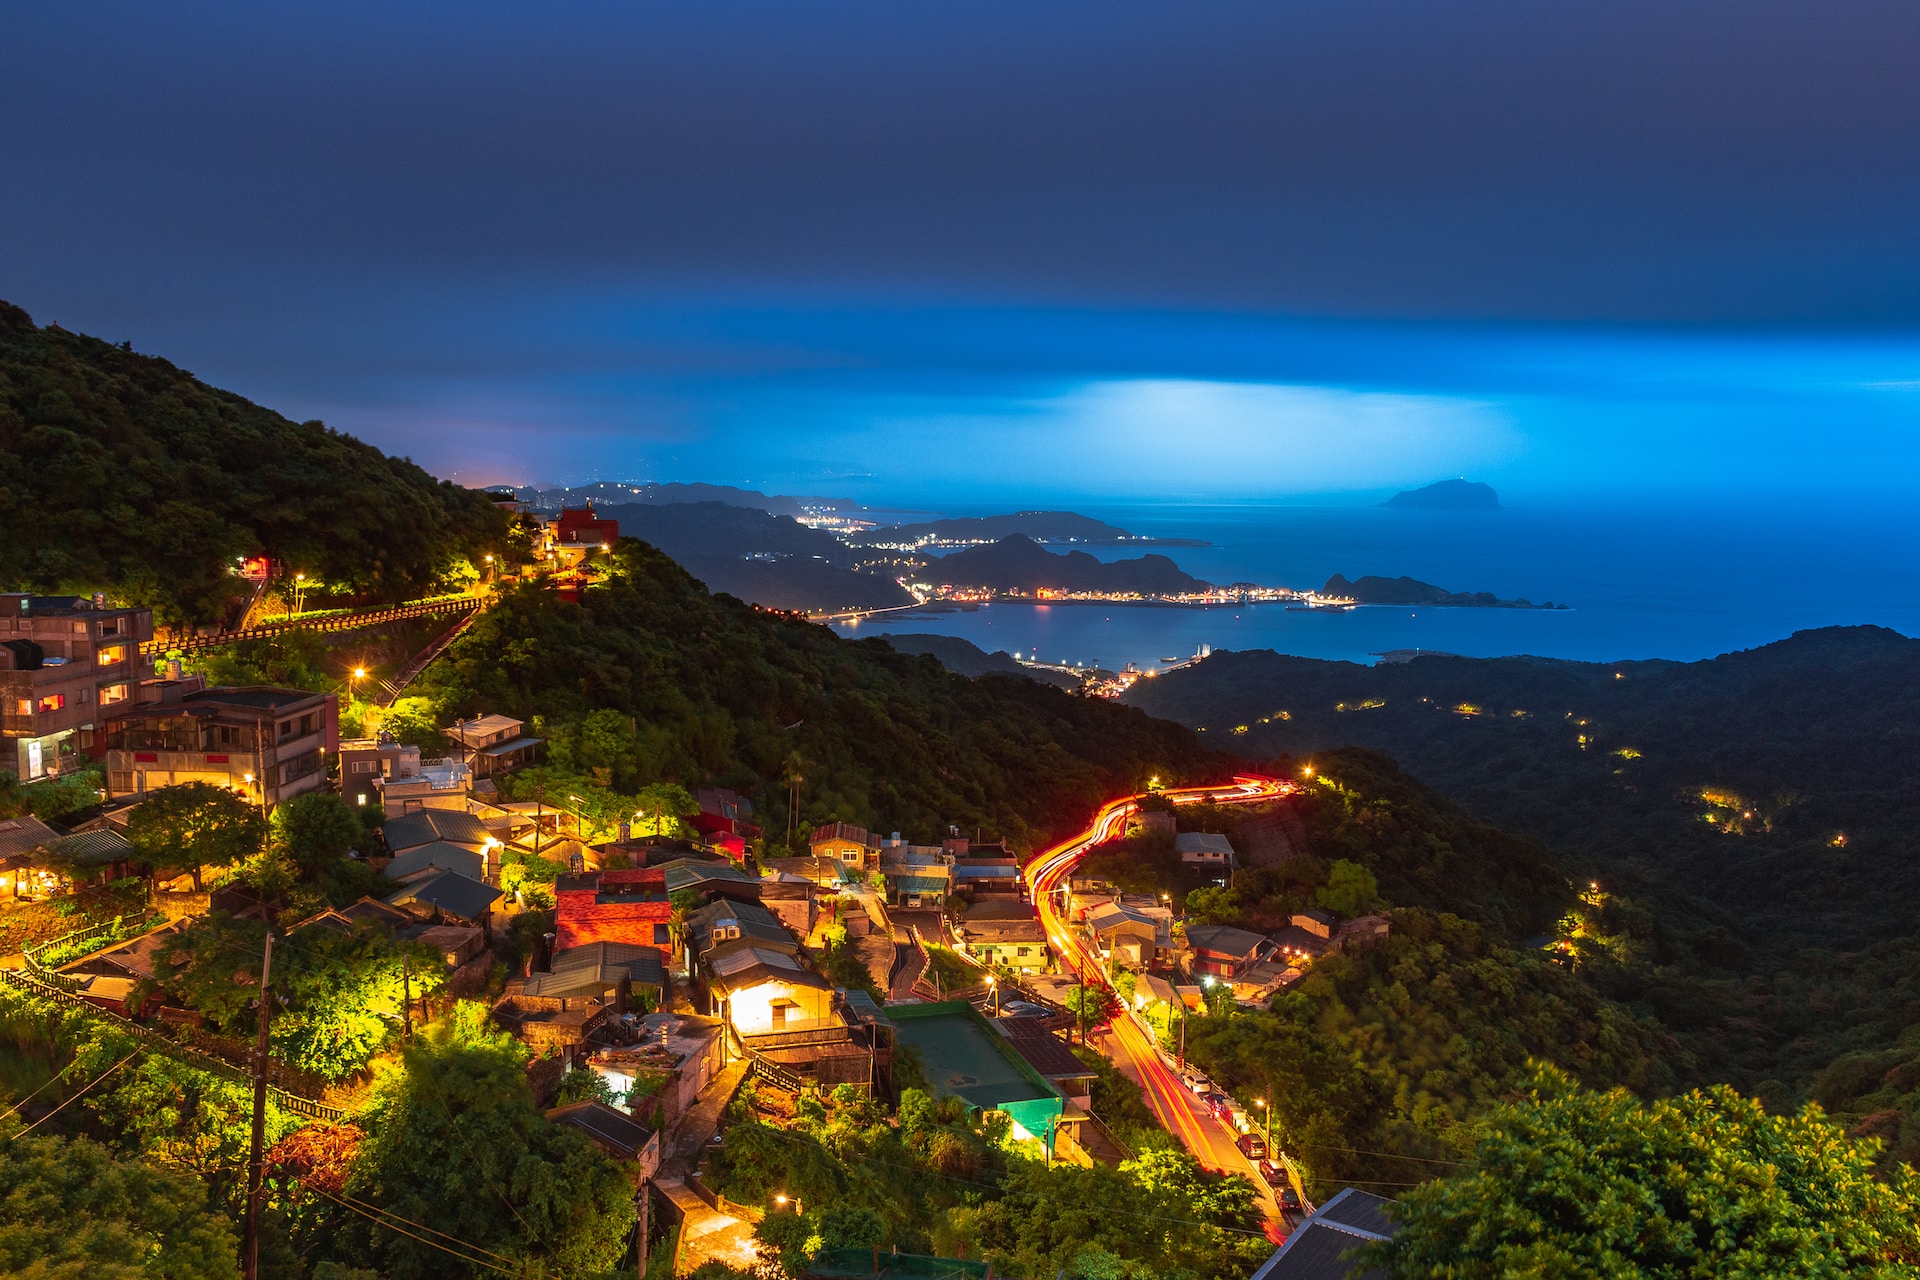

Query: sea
[831,500,1920,671]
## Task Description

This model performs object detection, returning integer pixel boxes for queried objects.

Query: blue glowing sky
[6,1,1920,505]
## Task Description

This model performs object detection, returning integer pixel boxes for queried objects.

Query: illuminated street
[1024,776,1294,1229]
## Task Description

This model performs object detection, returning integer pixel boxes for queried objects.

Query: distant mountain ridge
[518,481,855,519]
[926,535,1209,594]
[594,501,911,612]
[854,510,1204,547]
[878,633,1083,688]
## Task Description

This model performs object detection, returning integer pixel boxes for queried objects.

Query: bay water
[832,500,1920,669]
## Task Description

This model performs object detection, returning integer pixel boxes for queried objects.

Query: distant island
[1385,478,1500,510]
[853,510,1206,547]
[929,534,1210,595]
[1324,574,1563,609]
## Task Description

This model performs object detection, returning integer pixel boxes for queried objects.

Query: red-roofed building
[555,866,671,951]
[554,504,619,548]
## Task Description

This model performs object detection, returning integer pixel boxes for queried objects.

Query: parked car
[1000,1000,1052,1018]
[1235,1132,1267,1160]
[1256,1160,1282,1187]
[1204,1093,1231,1118]
[1278,1186,1302,1212]
[1182,1071,1212,1095]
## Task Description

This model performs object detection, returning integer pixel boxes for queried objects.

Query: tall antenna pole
[243,931,275,1280]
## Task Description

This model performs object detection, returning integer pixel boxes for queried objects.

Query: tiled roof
[657,858,760,892]
[1185,924,1269,959]
[0,815,60,861]
[546,1100,655,1160]
[382,808,490,853]
[53,829,132,867]
[524,941,665,998]
[387,871,503,921]
[1000,1023,1095,1080]
[1175,832,1235,857]
[384,841,484,882]
[809,821,875,848]
[1247,1189,1399,1280]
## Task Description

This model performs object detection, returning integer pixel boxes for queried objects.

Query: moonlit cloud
[830,379,1514,500]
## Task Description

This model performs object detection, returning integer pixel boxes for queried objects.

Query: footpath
[654,1056,757,1274]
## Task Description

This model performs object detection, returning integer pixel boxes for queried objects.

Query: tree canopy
[123,782,265,890]
[0,1133,242,1280]
[1366,1066,1920,1279]
[341,1007,633,1278]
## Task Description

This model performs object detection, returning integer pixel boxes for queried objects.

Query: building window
[299,713,315,736]
[356,793,367,806]
[96,644,126,666]
[98,618,121,637]
[99,683,129,705]
[37,693,64,713]
[14,699,30,716]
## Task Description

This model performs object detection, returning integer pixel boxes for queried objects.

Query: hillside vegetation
[1126,628,1920,1158]
[415,540,1228,850]
[0,300,509,623]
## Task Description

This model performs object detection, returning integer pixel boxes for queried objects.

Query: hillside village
[0,520,1404,1279]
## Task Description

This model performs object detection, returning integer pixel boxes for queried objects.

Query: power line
[7,1049,142,1142]
[312,1188,522,1277]
[0,1057,78,1123]
[1290,1142,1469,1167]
[331,1189,522,1269]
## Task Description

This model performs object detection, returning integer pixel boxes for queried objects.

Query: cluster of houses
[1079,887,1393,1016]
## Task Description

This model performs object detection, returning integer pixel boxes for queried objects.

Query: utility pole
[243,932,274,1280]
[636,1182,651,1280]
[401,953,413,1039]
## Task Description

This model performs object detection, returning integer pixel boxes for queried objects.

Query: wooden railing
[20,913,156,987]
[143,594,485,658]
[742,1047,809,1094]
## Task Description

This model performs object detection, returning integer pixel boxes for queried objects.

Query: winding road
[1023,776,1296,1228]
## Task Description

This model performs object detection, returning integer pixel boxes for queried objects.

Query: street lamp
[293,572,307,615]
[1254,1096,1272,1152]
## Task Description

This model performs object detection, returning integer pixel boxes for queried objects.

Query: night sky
[7,1,1920,503]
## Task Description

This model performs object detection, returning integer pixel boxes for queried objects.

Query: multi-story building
[101,684,337,810]
[0,594,152,782]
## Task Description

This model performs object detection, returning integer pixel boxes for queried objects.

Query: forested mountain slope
[416,541,1228,850]
[1127,628,1920,1146]
[0,300,508,623]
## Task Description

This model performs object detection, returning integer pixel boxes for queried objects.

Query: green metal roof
[886,1000,1062,1137]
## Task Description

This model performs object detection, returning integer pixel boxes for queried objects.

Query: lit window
[96,644,126,666]
[357,793,367,806]
[37,694,64,713]
[13,699,29,716]
[99,684,129,705]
